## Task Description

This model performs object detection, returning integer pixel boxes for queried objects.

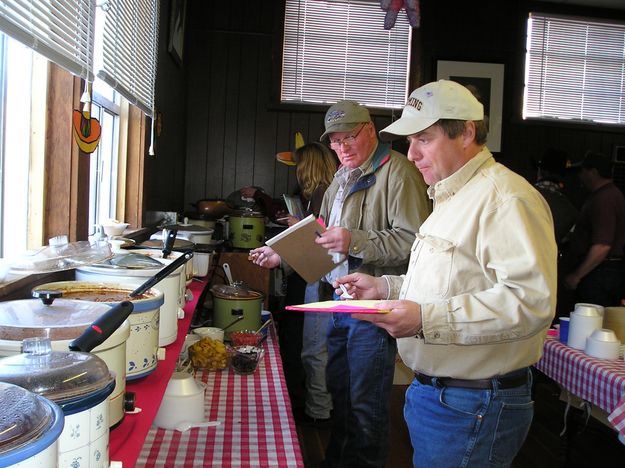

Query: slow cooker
[228,210,265,249]
[210,283,263,339]
[0,382,64,467]
[32,281,165,380]
[76,252,187,346]
[0,298,130,428]
[0,338,116,467]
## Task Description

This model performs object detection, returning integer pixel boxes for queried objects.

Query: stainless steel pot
[191,199,233,218]
[210,283,263,339]
[0,382,64,467]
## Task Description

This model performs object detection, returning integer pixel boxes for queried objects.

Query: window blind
[524,13,625,125]
[0,0,95,81]
[282,0,411,109]
[96,0,159,117]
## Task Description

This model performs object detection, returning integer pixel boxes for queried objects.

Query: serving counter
[535,337,625,439]
[109,276,304,467]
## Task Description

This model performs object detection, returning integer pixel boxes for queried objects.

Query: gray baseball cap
[320,100,371,141]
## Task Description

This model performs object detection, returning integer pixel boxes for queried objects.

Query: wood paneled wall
[149,0,625,216]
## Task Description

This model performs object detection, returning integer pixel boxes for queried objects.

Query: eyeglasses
[329,123,367,149]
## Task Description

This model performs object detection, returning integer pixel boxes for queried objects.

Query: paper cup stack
[567,303,603,350]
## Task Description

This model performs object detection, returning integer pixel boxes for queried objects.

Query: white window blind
[282,0,411,109]
[95,0,159,117]
[0,0,95,81]
[524,13,625,125]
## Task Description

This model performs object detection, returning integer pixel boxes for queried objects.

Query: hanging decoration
[276,131,306,166]
[380,0,420,30]
[72,82,102,154]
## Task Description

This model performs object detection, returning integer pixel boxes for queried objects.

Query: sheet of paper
[286,300,388,314]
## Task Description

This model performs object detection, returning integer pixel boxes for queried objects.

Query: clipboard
[286,300,389,314]
[265,214,336,283]
[282,194,306,220]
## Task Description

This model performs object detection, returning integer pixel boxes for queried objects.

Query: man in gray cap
[315,100,430,467]
[334,80,557,467]
[247,99,429,466]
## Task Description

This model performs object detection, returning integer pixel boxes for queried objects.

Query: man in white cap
[335,80,557,466]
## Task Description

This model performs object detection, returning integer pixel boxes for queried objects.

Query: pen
[315,230,322,238]
[339,284,353,299]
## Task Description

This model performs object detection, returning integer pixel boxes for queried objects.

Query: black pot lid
[161,223,214,233]
[230,209,264,218]
[0,382,62,456]
[0,338,114,404]
[0,298,112,341]
[211,283,263,300]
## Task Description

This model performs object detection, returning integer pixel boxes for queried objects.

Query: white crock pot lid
[9,239,113,274]
[77,250,183,277]
[0,338,115,403]
[0,382,64,460]
[0,298,128,343]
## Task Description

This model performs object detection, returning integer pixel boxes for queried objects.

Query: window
[95,0,160,117]
[0,33,47,256]
[90,78,121,232]
[523,13,625,125]
[282,0,412,109]
[0,1,156,257]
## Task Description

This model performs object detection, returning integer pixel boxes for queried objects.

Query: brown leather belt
[414,368,528,390]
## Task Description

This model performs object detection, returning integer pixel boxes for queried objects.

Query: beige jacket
[387,149,557,379]
[320,142,430,280]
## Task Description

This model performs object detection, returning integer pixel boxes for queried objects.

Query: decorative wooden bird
[380,0,420,30]
[72,82,102,154]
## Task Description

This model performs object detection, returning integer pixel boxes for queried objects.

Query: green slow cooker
[228,211,265,249]
[210,283,263,339]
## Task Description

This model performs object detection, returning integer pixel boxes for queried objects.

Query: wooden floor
[294,370,625,467]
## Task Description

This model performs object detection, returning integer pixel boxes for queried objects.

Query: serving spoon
[175,420,221,432]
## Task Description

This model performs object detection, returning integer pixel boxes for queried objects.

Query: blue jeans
[324,313,397,468]
[404,369,533,467]
[301,282,333,419]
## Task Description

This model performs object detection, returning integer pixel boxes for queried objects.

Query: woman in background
[250,142,338,426]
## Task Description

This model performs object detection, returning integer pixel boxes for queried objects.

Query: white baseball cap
[379,80,484,140]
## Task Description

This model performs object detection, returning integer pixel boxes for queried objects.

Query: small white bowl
[193,326,224,342]
[102,223,129,237]
[589,328,618,342]
[585,328,620,359]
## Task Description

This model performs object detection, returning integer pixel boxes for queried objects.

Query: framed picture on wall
[436,60,505,152]
[168,0,187,66]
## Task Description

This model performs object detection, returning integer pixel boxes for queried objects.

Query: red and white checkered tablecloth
[535,338,625,436]
[136,325,304,467]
